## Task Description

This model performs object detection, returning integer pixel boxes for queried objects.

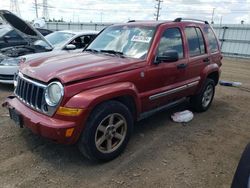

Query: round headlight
[45,82,64,106]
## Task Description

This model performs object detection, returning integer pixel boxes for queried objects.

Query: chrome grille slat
[35,86,39,109]
[18,78,23,97]
[21,80,26,100]
[25,83,30,103]
[30,84,34,107]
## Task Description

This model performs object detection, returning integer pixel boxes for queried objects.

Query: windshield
[33,31,75,48]
[0,27,12,37]
[87,25,155,59]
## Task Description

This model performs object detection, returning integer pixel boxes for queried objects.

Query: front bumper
[3,96,84,145]
[0,65,18,84]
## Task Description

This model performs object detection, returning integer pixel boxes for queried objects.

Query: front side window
[158,27,184,58]
[87,25,155,59]
[204,27,219,53]
[185,27,206,57]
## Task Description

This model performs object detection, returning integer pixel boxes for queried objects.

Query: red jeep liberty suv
[3,18,222,161]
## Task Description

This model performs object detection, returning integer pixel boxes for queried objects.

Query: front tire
[78,101,133,162]
[190,78,215,112]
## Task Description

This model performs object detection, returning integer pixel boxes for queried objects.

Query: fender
[196,63,220,93]
[64,82,141,117]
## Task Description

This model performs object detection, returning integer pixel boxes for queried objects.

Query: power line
[154,0,163,21]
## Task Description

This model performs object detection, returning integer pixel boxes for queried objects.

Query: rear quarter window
[204,27,219,53]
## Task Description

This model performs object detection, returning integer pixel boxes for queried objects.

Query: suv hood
[0,10,53,49]
[20,52,145,84]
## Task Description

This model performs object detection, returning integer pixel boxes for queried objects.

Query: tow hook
[1,96,16,107]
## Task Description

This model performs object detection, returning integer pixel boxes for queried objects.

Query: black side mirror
[155,50,179,64]
[3,35,11,42]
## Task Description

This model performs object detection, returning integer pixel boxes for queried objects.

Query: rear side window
[204,27,219,53]
[185,27,205,57]
[158,28,184,58]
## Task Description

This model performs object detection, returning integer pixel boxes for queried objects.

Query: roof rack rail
[174,18,209,24]
[128,20,136,23]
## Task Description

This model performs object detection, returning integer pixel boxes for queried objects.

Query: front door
[142,27,188,112]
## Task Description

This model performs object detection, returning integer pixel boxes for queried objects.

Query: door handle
[177,63,187,69]
[203,58,210,64]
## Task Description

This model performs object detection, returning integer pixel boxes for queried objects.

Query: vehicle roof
[113,19,209,27]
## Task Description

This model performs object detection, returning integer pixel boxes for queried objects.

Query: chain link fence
[213,24,250,59]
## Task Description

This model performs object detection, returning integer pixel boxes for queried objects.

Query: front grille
[0,74,14,80]
[14,73,46,112]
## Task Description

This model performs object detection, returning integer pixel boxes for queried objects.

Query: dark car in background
[0,26,52,49]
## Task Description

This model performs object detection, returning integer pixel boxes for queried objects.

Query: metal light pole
[100,11,103,23]
[211,8,215,24]
[34,0,38,18]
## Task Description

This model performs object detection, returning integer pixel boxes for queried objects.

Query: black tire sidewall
[79,101,133,161]
[201,80,215,110]
[191,79,215,112]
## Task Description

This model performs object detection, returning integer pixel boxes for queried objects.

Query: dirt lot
[0,58,250,188]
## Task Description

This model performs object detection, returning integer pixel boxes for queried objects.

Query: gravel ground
[0,58,250,188]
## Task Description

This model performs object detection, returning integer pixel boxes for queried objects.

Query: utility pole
[154,0,163,21]
[34,0,38,18]
[10,0,21,16]
[43,0,49,20]
[211,7,215,24]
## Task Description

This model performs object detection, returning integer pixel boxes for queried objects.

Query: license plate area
[9,108,23,128]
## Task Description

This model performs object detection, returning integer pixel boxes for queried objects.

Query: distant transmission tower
[10,0,21,16]
[42,0,49,20]
[34,0,38,18]
[154,0,163,21]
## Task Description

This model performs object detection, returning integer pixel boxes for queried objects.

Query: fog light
[56,107,83,116]
[65,128,75,137]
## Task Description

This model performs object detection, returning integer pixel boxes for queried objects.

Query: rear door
[180,25,209,96]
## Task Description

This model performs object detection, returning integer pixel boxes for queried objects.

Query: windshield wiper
[85,48,99,53]
[100,50,124,57]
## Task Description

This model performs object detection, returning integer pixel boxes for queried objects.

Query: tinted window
[196,28,205,54]
[204,27,218,52]
[185,27,205,57]
[158,28,183,58]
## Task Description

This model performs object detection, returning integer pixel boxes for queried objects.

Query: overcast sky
[1,0,250,24]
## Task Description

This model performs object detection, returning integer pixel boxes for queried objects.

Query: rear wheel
[78,101,133,161]
[190,78,215,112]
